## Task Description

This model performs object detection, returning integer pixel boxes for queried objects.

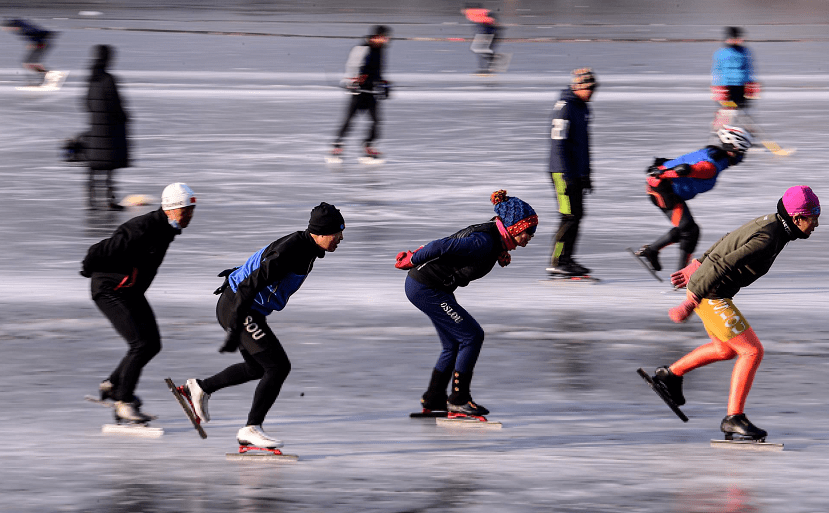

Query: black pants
[200,289,291,426]
[88,167,116,207]
[93,288,161,402]
[335,92,379,147]
[550,173,585,266]
[647,180,700,267]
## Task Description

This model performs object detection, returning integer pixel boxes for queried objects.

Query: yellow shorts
[695,298,751,341]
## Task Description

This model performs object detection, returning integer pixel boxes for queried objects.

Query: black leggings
[93,289,161,402]
[200,290,291,426]
[335,92,379,146]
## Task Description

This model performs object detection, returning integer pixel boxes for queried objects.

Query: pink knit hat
[782,186,821,216]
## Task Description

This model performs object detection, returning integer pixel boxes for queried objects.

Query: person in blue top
[395,190,538,418]
[711,26,759,110]
[2,18,54,85]
[180,203,345,450]
[634,126,752,274]
[547,68,597,277]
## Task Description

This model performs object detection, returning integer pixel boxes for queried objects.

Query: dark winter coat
[81,208,180,297]
[86,46,129,171]
[549,88,591,185]
[407,222,502,293]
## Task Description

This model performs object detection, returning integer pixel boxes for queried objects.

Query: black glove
[671,163,692,176]
[218,328,240,353]
[652,157,669,167]
[213,267,238,295]
[646,165,664,178]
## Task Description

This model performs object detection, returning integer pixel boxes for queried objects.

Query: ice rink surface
[2,2,829,512]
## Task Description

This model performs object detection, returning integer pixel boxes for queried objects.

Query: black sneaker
[721,413,767,440]
[635,246,662,272]
[568,260,591,275]
[420,393,448,412]
[653,367,685,406]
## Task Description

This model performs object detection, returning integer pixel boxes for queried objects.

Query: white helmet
[717,125,753,153]
[161,183,196,211]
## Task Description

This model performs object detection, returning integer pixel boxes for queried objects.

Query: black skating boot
[635,245,662,272]
[721,413,768,441]
[420,368,452,412]
[447,370,489,416]
[653,366,685,406]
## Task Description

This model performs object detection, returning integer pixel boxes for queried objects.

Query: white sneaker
[236,425,283,448]
[185,378,210,423]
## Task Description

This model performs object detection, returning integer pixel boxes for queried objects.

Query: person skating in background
[330,25,391,162]
[712,26,758,111]
[396,190,537,417]
[547,68,597,277]
[180,203,345,450]
[462,4,500,74]
[634,126,752,274]
[81,183,196,423]
[643,186,819,441]
[2,18,54,85]
[86,44,130,210]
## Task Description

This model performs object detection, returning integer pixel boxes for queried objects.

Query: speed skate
[711,438,783,451]
[16,70,69,91]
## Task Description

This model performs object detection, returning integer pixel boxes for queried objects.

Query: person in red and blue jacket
[635,126,752,273]
[395,190,537,418]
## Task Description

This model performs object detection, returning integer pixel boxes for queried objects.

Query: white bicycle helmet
[717,125,753,153]
[161,183,196,211]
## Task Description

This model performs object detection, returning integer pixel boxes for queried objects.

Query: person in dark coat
[396,190,537,418]
[81,183,196,423]
[86,44,129,210]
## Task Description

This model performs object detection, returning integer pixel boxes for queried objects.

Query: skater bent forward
[181,203,345,450]
[644,186,819,441]
[81,183,196,423]
[396,190,537,417]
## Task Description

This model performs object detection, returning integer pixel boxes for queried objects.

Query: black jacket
[81,208,180,296]
[549,88,591,184]
[86,46,129,171]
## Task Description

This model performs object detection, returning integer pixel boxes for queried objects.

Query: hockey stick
[717,101,795,156]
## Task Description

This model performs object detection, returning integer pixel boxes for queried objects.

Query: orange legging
[669,299,764,415]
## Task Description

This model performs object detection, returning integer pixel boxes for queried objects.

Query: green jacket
[689,213,795,299]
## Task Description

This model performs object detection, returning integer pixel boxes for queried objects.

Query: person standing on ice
[81,183,196,423]
[180,203,345,450]
[643,186,820,441]
[85,44,130,210]
[396,190,537,417]
[2,18,54,85]
[712,26,759,111]
[329,25,391,162]
[633,125,752,274]
[547,68,597,278]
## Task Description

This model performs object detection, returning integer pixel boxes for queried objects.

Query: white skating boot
[237,425,283,448]
[114,401,153,423]
[185,378,210,423]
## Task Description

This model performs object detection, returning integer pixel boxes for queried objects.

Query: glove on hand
[669,292,701,324]
[671,163,692,176]
[711,85,729,102]
[745,81,761,99]
[646,165,665,178]
[395,246,423,270]
[219,328,241,353]
[670,259,701,289]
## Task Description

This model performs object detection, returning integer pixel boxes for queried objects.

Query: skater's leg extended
[94,290,161,402]
[724,327,764,415]
[364,96,380,148]
[335,94,362,145]
[549,172,584,268]
[245,344,291,426]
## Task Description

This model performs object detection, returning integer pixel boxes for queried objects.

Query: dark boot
[420,368,452,412]
[653,366,685,406]
[447,370,489,416]
[635,245,662,272]
[721,413,767,441]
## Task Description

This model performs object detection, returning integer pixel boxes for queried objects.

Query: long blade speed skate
[637,368,688,422]
[226,445,299,461]
[627,248,663,282]
[436,412,502,428]
[710,439,783,451]
[164,378,207,439]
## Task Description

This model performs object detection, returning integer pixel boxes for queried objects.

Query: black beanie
[308,202,345,235]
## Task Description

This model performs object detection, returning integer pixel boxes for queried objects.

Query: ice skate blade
[358,157,385,165]
[436,416,502,429]
[410,409,448,418]
[226,446,298,461]
[711,439,783,451]
[164,378,207,439]
[324,156,343,165]
[541,275,600,284]
[102,423,164,438]
[626,247,663,282]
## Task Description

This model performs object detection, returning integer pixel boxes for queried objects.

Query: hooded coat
[86,45,129,171]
